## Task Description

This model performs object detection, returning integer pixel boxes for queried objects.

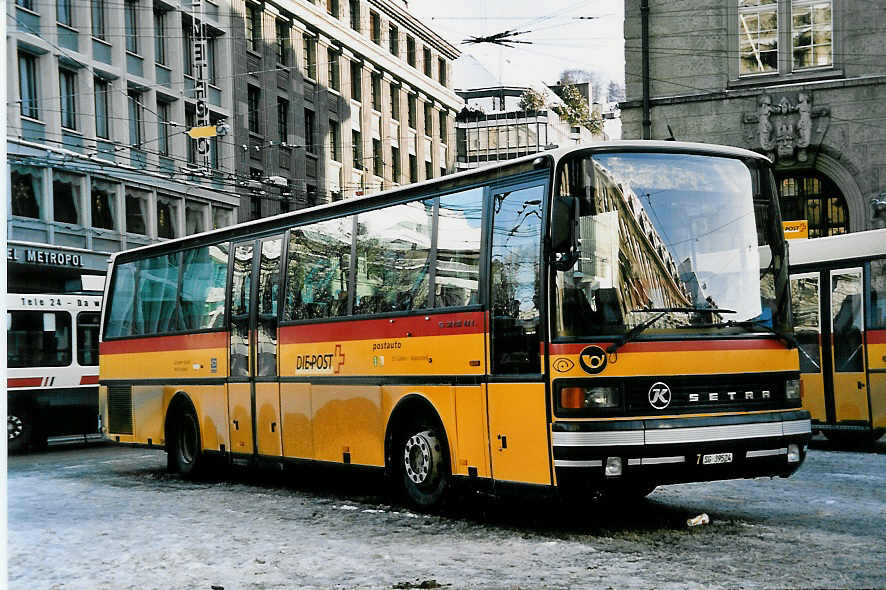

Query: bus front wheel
[8,409,31,453]
[168,407,203,477]
[399,426,449,509]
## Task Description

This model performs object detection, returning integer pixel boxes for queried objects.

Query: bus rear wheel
[399,426,449,509]
[168,407,203,477]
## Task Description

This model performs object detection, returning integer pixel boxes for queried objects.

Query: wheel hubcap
[8,415,23,441]
[404,432,433,485]
[180,416,198,464]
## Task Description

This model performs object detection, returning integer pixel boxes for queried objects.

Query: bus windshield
[554,151,782,339]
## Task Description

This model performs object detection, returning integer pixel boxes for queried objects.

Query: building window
[154,10,166,64]
[125,0,138,54]
[370,11,381,44]
[389,24,398,56]
[349,0,360,31]
[391,146,400,183]
[207,36,217,84]
[328,48,340,91]
[186,107,197,164]
[423,103,433,136]
[779,173,848,238]
[18,52,39,120]
[186,200,207,233]
[16,0,35,10]
[157,101,170,155]
[183,23,193,76]
[438,58,447,86]
[213,206,233,229]
[94,77,109,138]
[409,154,417,183]
[408,94,416,129]
[157,197,178,239]
[306,184,318,207]
[327,0,338,18]
[352,129,362,169]
[127,90,143,146]
[373,139,382,176]
[248,85,260,134]
[11,165,43,219]
[91,180,116,230]
[425,160,433,181]
[246,3,261,52]
[738,0,832,77]
[276,20,288,65]
[304,36,317,79]
[350,61,362,102]
[792,0,832,69]
[58,68,78,130]
[91,0,105,39]
[423,47,432,77]
[406,35,416,67]
[277,97,289,143]
[304,108,316,153]
[125,188,148,235]
[329,119,340,161]
[371,73,381,112]
[438,110,447,143]
[390,83,400,121]
[57,0,72,26]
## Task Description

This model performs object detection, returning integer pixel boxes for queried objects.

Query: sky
[407,0,625,92]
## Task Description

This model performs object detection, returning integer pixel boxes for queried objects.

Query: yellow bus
[99,141,811,507]
[788,228,886,444]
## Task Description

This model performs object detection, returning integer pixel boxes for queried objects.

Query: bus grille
[107,385,133,435]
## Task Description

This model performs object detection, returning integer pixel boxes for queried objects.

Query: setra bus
[788,228,886,443]
[8,292,103,451]
[99,141,811,507]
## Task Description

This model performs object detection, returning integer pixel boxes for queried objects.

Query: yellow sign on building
[783,220,809,240]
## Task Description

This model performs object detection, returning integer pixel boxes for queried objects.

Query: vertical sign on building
[192,0,210,170]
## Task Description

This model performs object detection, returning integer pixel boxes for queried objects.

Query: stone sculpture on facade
[743,91,830,167]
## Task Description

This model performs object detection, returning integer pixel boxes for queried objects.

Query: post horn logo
[648,382,672,410]
[578,346,607,374]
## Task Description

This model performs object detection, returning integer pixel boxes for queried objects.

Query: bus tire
[8,408,32,453]
[167,406,203,477]
[398,424,449,509]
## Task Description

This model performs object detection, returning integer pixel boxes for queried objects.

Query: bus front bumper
[552,410,811,489]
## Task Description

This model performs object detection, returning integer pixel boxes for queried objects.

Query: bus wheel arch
[165,392,203,477]
[384,394,452,509]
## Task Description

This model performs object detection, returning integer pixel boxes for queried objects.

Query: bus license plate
[702,452,733,465]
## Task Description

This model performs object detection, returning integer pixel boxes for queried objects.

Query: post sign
[783,220,809,240]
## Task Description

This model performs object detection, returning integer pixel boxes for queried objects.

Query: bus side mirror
[552,195,579,270]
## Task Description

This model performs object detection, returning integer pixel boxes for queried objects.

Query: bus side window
[790,275,822,373]
[870,259,886,330]
[77,312,100,366]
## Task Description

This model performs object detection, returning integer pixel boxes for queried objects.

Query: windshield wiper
[629,306,737,314]
[606,312,668,354]
[704,318,799,350]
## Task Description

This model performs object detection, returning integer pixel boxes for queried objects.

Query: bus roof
[109,140,771,265]
[788,228,886,267]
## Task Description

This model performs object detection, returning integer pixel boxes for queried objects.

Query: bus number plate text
[702,452,733,465]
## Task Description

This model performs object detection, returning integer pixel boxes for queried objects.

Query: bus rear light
[785,379,802,400]
[559,386,621,409]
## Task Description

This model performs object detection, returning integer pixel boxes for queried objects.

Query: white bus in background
[7,282,104,452]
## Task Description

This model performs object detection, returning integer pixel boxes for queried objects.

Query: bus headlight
[560,385,621,410]
[785,379,802,400]
[787,444,801,463]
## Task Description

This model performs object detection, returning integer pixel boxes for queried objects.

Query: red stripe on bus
[8,378,43,388]
[867,330,886,344]
[549,339,785,355]
[100,331,228,355]
[80,375,99,385]
[280,311,486,344]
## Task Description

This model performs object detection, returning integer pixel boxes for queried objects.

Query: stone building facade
[621,0,886,235]
[229,0,462,221]
[7,0,239,292]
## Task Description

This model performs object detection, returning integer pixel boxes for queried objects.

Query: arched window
[778,173,849,238]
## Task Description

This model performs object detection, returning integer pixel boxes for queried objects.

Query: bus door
[791,272,826,423]
[485,180,552,486]
[228,235,285,458]
[828,268,869,426]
